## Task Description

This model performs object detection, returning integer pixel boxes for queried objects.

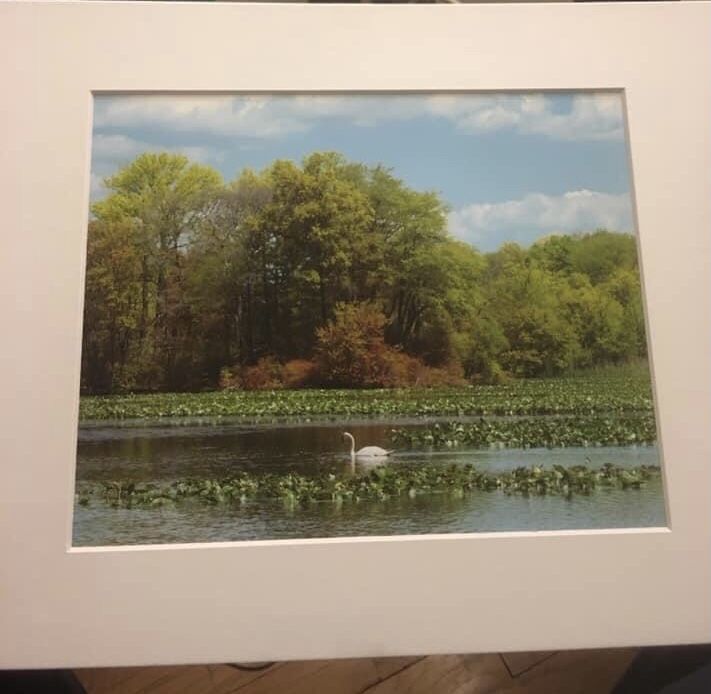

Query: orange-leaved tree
[314,302,393,388]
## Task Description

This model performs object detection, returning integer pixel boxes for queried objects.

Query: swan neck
[345,432,355,455]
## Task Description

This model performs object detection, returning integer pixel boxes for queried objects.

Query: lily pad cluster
[391,414,657,450]
[80,372,653,421]
[76,462,661,510]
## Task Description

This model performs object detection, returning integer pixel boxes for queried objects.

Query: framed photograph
[1,0,710,668]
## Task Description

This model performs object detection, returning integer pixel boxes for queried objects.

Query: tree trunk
[319,272,328,325]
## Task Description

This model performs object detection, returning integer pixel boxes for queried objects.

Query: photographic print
[74,92,664,546]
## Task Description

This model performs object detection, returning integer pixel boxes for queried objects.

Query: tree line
[81,151,647,393]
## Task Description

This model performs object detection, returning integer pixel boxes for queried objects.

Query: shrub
[218,366,242,390]
[414,360,468,387]
[281,359,317,389]
[466,359,511,386]
[380,351,459,387]
[242,356,284,390]
[381,350,423,387]
[219,358,318,391]
[314,303,470,389]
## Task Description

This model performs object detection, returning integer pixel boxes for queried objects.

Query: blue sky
[90,93,633,252]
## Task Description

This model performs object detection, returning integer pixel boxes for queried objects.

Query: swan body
[342,432,392,459]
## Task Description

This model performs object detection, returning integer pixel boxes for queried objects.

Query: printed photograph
[74,92,664,546]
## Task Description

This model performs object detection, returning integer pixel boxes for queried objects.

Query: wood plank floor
[75,648,636,693]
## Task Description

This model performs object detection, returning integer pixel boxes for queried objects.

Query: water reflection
[77,419,659,481]
[73,418,665,546]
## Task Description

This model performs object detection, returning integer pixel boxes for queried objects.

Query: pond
[73,418,666,546]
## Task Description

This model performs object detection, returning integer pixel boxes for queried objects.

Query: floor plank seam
[499,652,560,679]
[225,663,284,693]
[355,656,429,693]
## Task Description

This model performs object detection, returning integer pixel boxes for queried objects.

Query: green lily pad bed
[79,371,654,422]
[390,415,656,449]
[76,462,662,510]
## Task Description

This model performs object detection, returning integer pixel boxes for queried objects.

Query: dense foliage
[82,151,647,394]
[76,462,661,509]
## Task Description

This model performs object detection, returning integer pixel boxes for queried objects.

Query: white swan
[342,431,393,459]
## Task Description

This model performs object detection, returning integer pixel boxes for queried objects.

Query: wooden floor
[75,648,636,693]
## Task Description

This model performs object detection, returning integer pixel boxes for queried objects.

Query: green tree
[530,234,574,274]
[186,169,274,380]
[485,244,577,377]
[569,230,638,284]
[90,153,223,390]
[81,219,142,392]
[81,150,648,393]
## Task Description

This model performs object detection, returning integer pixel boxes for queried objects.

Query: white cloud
[427,93,623,141]
[93,96,309,139]
[92,93,623,141]
[92,134,218,164]
[449,189,633,251]
[92,134,143,159]
[92,94,428,138]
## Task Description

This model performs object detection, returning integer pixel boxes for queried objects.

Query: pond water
[73,418,666,546]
